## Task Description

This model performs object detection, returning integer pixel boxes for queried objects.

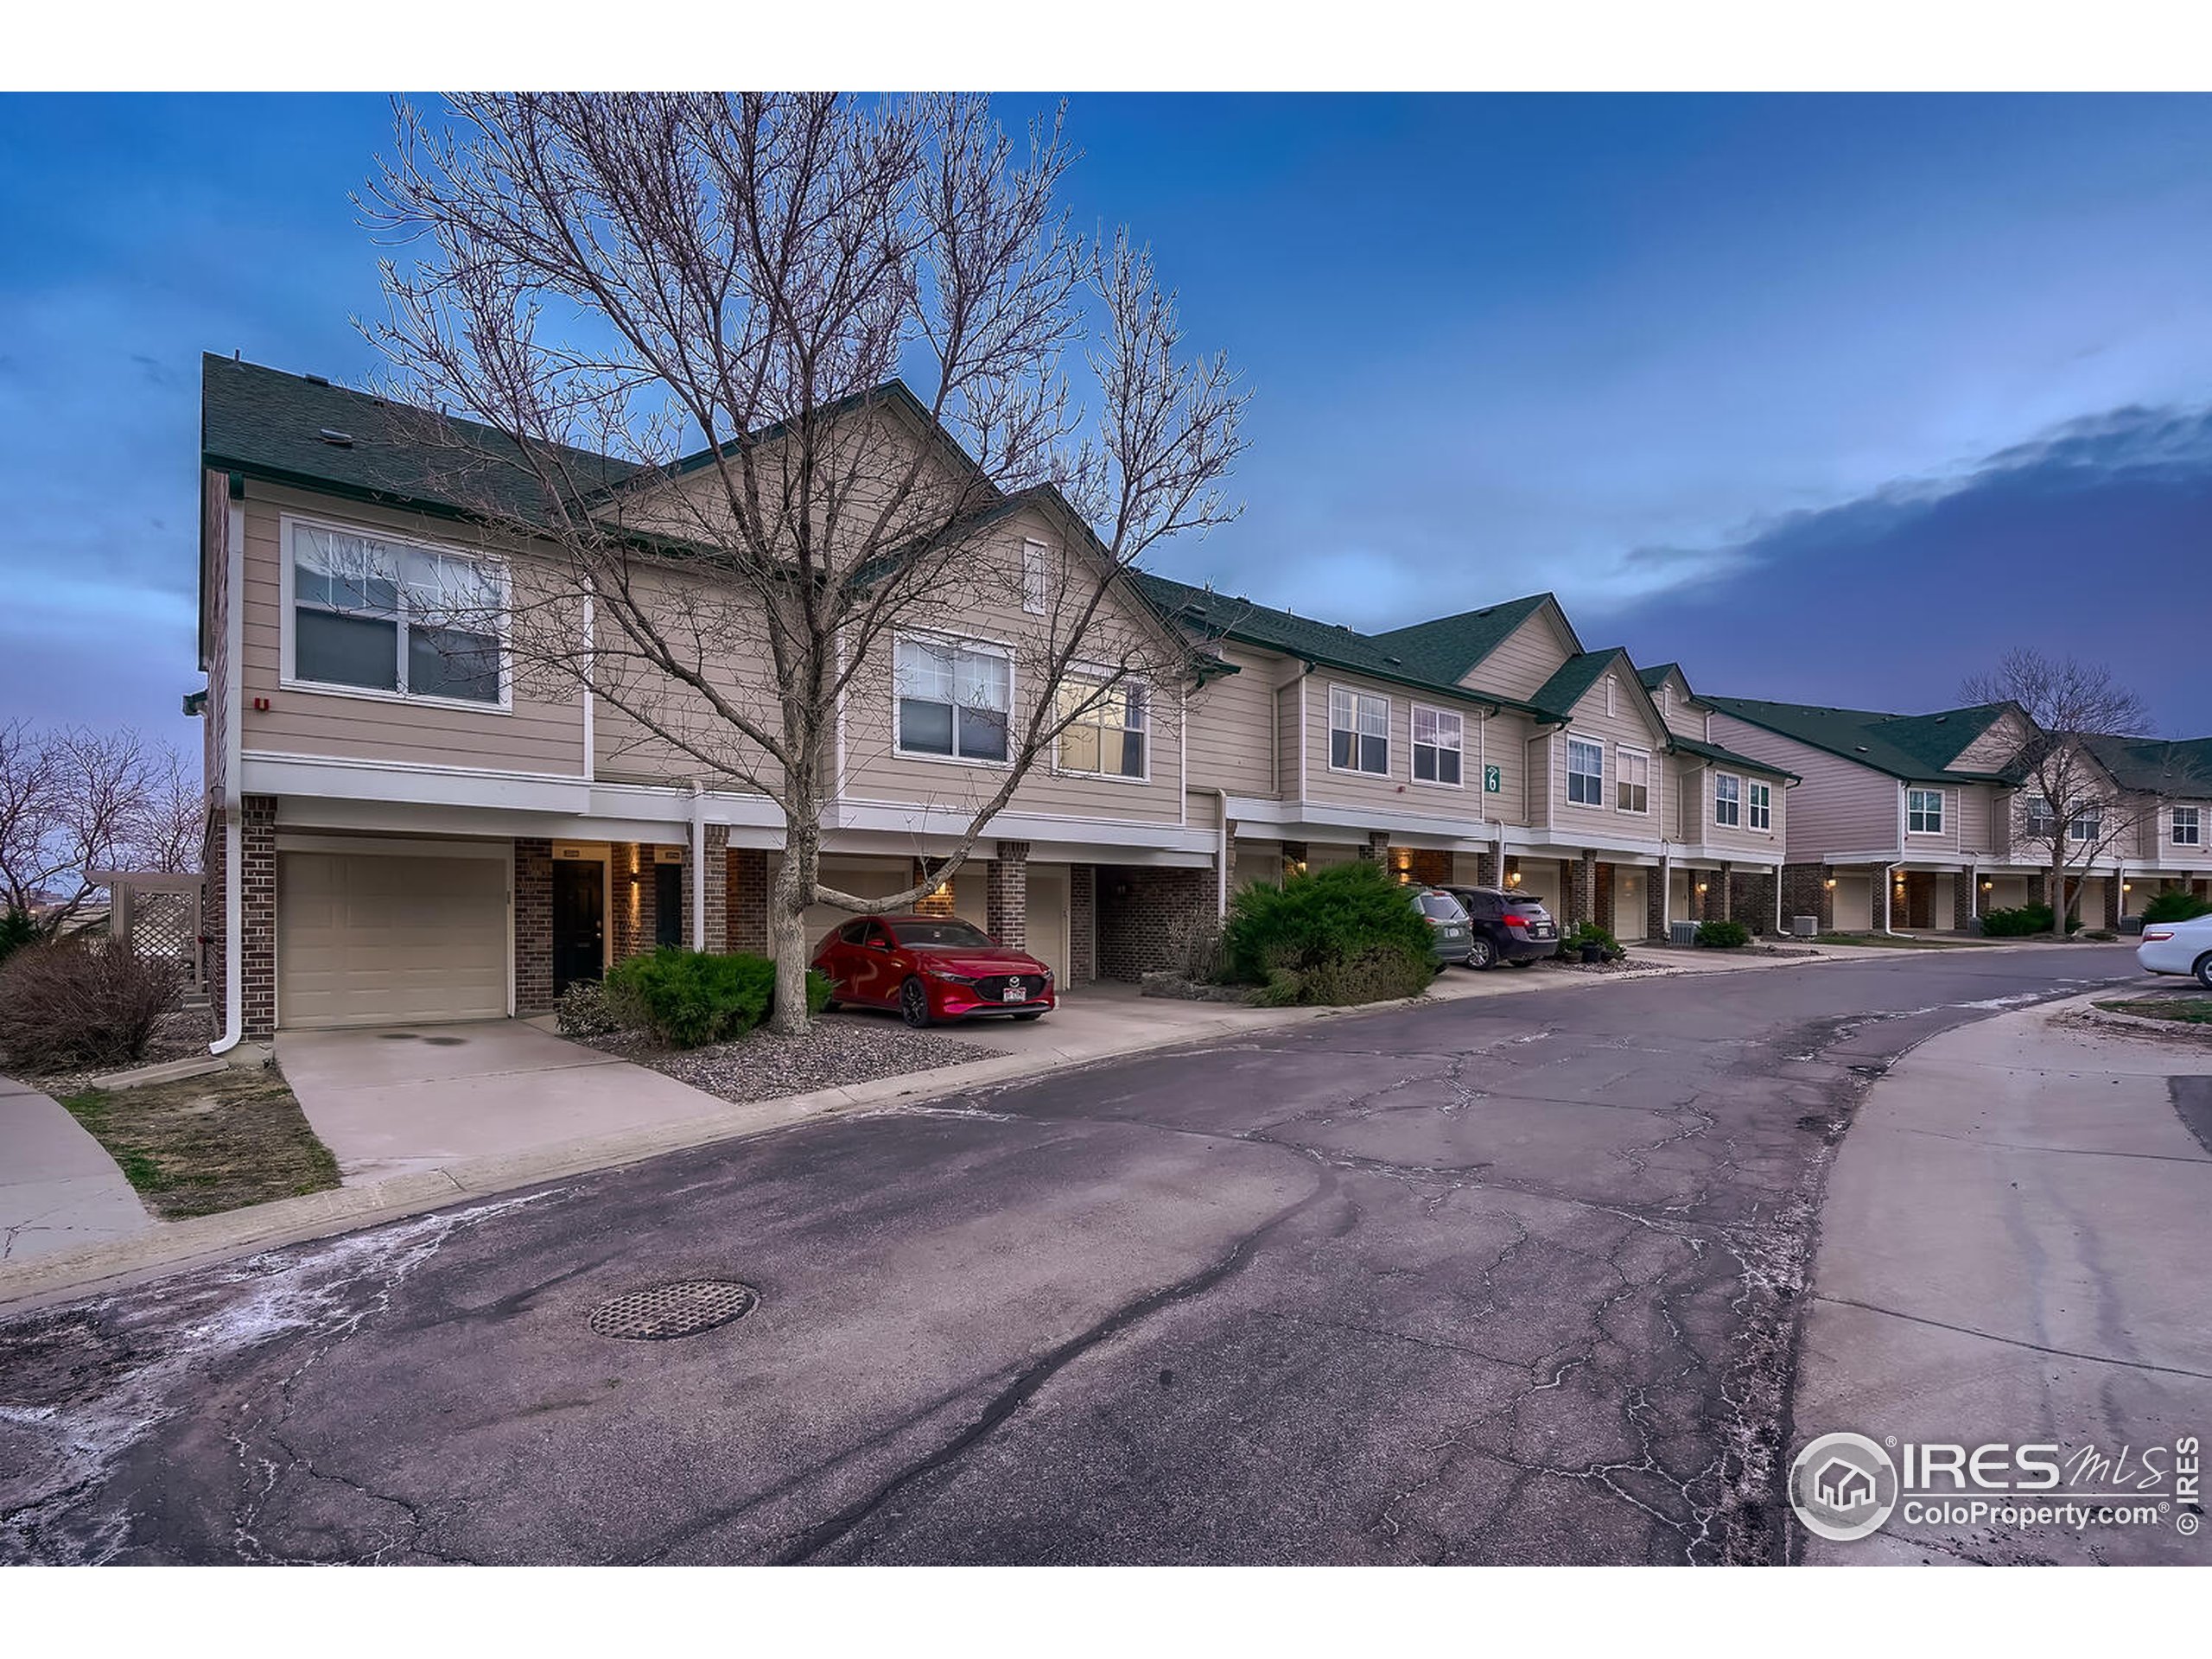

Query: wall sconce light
[1696,881,1708,895]
[1980,880,1993,892]
[1293,861,1308,877]
[1504,870,1522,887]
[1396,869,1411,883]
[1824,878,1836,890]
[2122,881,2133,893]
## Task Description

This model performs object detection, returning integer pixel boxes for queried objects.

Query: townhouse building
[194,356,1800,1041]
[2080,735,2212,918]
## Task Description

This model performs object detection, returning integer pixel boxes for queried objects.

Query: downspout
[1206,787,1230,917]
[209,480,247,1055]
[690,781,708,949]
[1878,861,1900,938]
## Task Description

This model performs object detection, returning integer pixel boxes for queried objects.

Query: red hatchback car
[811,914,1057,1027]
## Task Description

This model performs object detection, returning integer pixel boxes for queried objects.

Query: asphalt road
[0,945,2141,1566]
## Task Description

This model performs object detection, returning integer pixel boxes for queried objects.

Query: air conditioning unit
[1790,915,1818,938]
[1669,920,1700,946]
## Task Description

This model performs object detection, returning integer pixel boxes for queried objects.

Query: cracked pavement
[0,945,2139,1565]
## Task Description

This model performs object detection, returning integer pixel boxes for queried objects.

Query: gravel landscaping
[1531,953,1669,976]
[16,1003,217,1097]
[588,1013,1007,1104]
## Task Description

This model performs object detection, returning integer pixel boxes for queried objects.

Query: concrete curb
[0,938,2002,1317]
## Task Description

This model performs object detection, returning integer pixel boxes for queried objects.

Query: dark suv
[1439,886,1559,969]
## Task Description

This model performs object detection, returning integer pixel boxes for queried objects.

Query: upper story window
[1615,747,1649,813]
[2174,806,2203,846]
[1566,738,1605,806]
[1329,687,1390,775]
[286,519,507,708]
[1021,540,1049,616]
[895,634,1011,763]
[2024,794,2056,837]
[1748,779,1772,831]
[2069,804,2102,843]
[1713,772,1741,827]
[1055,674,1147,780]
[1907,788,1943,835]
[1411,705,1462,785]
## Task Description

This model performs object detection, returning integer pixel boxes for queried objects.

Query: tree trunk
[768,810,819,1037]
[2050,850,2068,940]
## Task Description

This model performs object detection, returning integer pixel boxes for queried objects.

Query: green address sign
[1483,764,1502,793]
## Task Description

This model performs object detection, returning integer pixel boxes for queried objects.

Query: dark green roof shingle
[2082,734,2212,797]
[1366,593,1554,683]
[1705,696,2015,783]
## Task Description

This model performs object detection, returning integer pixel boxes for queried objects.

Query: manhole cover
[588,1281,758,1341]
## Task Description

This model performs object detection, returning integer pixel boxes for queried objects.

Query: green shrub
[555,979,632,1039]
[1222,861,1436,1006]
[1557,920,1626,960]
[0,907,37,966]
[1981,902,2081,938]
[1694,919,1751,950]
[2142,890,2212,925]
[602,948,830,1048]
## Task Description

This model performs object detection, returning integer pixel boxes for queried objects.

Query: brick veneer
[1781,863,1835,931]
[514,836,554,1015]
[1069,864,1096,985]
[1593,861,1615,934]
[677,829,730,950]
[1472,851,1498,887]
[1360,830,1391,861]
[200,803,226,1014]
[1646,870,1667,939]
[1096,866,1209,981]
[913,859,957,917]
[1402,849,1452,887]
[2101,874,2121,929]
[728,847,768,955]
[1729,868,1777,935]
[1567,850,1595,926]
[1868,865,1891,934]
[1952,870,1975,930]
[240,794,276,1039]
[986,841,1030,948]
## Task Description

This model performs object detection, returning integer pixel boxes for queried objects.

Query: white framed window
[2174,806,2202,846]
[283,518,509,709]
[2069,804,2102,843]
[1021,539,1049,616]
[895,634,1012,763]
[1713,772,1741,827]
[2024,794,2057,838]
[1567,738,1605,806]
[1329,686,1390,775]
[1907,788,1943,835]
[1411,704,1463,786]
[1054,674,1147,780]
[1615,747,1649,814]
[1748,779,1772,831]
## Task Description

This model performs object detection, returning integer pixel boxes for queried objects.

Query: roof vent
[1383,654,1402,665]
[1475,607,1494,617]
[319,428,354,447]
[1854,745,1870,753]
[303,373,331,387]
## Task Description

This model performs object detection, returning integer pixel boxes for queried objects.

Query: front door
[552,860,605,992]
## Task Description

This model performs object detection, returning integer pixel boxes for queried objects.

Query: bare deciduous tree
[360,92,1245,1031]
[1961,650,2160,936]
[0,722,199,936]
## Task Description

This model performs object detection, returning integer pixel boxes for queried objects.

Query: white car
[2136,914,2212,988]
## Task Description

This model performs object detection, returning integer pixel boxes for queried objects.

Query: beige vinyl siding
[1709,714,1901,861]
[1952,709,2034,772]
[1548,673,1670,832]
[837,508,1184,825]
[1477,711,1529,829]
[1523,726,1552,830]
[1294,672,1497,837]
[588,561,781,790]
[1455,610,1576,702]
[1184,643,1279,799]
[1276,673,1305,801]
[201,470,232,813]
[1953,785,2001,858]
[1902,784,1961,857]
[238,485,587,776]
[1650,675,1709,741]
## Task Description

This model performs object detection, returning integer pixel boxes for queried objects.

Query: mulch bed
[1533,954,1669,976]
[60,1064,340,1220]
[588,1013,1007,1105]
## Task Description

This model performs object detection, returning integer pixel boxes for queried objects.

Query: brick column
[1473,850,1498,887]
[1069,864,1096,985]
[987,840,1030,949]
[1782,863,1834,931]
[728,847,768,955]
[1593,861,1615,934]
[514,836,554,1014]
[677,828,729,950]
[1718,861,1733,922]
[1952,870,1974,932]
[1870,865,1891,934]
[2027,871,2049,909]
[240,794,277,1039]
[913,858,957,917]
[2101,874,2121,929]
[1360,830,1390,861]
[1646,870,1668,940]
[200,803,226,1012]
[1568,849,1596,925]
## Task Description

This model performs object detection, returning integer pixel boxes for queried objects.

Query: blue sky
[2,92,2208,740]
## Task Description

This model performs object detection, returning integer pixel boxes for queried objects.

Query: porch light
[1504,870,1522,887]
[1696,882,1708,895]
[2122,881,2133,893]
[1824,878,1836,890]
[1981,880,1993,892]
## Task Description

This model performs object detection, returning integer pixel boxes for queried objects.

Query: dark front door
[552,860,605,992]
[655,861,684,948]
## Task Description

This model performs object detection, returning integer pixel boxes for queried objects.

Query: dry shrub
[0,940,183,1072]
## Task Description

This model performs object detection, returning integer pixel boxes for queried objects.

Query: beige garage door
[278,850,508,1028]
[1026,867,1070,982]
[1832,874,1872,933]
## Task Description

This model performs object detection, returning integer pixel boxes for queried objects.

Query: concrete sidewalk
[1791,988,2212,1566]
[0,1076,152,1265]
[0,937,2067,1316]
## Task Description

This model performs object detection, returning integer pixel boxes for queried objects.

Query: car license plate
[1002,984,1025,1003]
[1442,927,1465,940]
[1532,925,1554,939]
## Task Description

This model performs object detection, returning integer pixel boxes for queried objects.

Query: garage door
[278,850,508,1028]
[1027,867,1070,982]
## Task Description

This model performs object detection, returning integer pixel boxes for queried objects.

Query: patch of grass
[60,1063,340,1219]
[2094,996,2212,1027]
[1814,932,1995,950]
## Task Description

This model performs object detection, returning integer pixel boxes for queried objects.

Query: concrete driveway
[276,1020,731,1185]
